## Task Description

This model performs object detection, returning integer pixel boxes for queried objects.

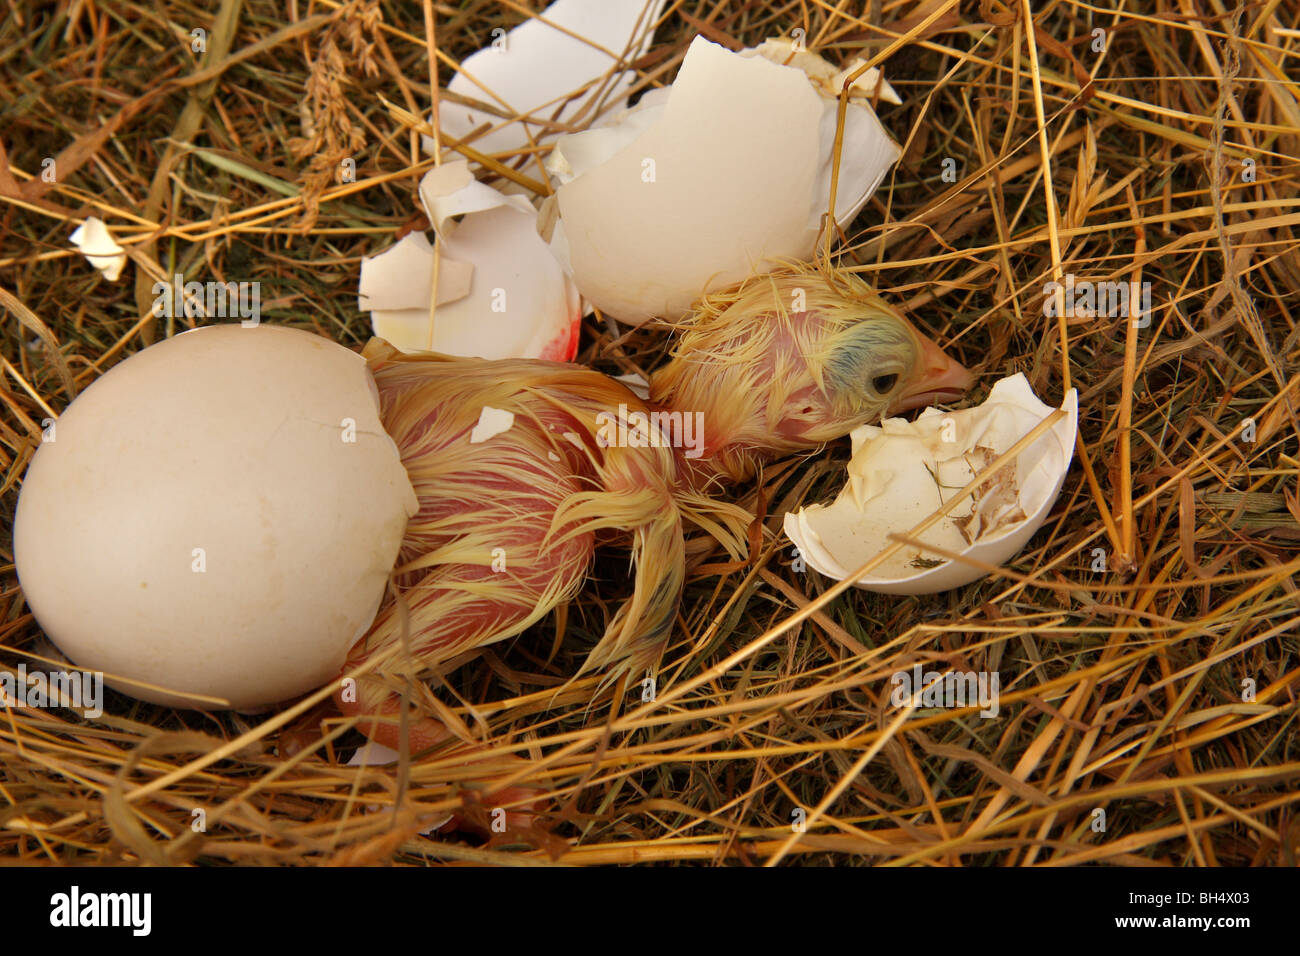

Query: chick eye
[871,373,899,394]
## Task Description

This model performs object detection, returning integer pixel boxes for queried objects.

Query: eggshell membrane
[13,324,418,709]
[740,39,901,105]
[783,374,1078,594]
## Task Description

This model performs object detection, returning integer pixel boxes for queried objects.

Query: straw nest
[1,0,1298,865]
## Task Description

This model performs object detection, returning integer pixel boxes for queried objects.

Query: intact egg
[13,324,418,709]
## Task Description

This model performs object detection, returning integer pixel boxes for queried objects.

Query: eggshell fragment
[432,0,667,158]
[783,374,1078,594]
[358,159,580,360]
[469,406,515,444]
[548,36,902,323]
[69,217,126,282]
[347,741,454,831]
[13,324,419,709]
[612,370,651,400]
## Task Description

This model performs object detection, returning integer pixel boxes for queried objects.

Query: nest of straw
[1,0,1298,866]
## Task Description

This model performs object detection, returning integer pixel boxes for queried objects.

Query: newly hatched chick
[337,260,972,754]
[338,345,700,753]
[653,260,973,488]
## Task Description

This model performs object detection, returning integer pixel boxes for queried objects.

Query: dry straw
[1,0,1298,865]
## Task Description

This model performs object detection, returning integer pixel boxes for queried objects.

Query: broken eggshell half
[783,373,1079,594]
[545,35,903,324]
[358,158,580,360]
[429,0,667,159]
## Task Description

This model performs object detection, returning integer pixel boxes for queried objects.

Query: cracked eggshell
[548,35,902,324]
[359,159,580,360]
[13,324,419,710]
[431,0,667,158]
[783,374,1078,594]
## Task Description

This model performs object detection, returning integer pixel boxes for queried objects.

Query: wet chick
[337,260,972,758]
[653,260,973,489]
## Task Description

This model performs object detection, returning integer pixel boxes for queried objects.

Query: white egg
[784,374,1078,594]
[14,324,418,709]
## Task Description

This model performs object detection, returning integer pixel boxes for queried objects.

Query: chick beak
[892,321,974,414]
